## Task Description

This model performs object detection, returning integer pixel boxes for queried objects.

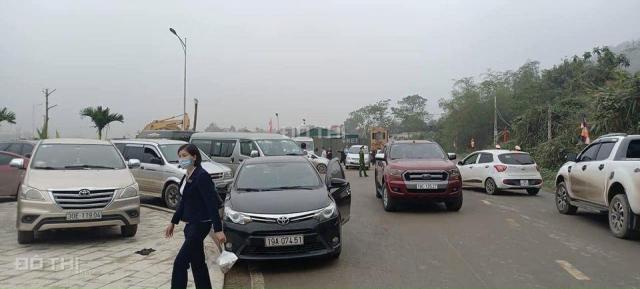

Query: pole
[42,88,57,139]
[275,113,280,134]
[493,93,497,146]
[193,98,198,131]
[547,102,552,140]
[183,38,187,130]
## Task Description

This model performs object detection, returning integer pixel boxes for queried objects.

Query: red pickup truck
[374,140,462,211]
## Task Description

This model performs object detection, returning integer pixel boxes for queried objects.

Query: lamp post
[169,27,187,130]
[275,113,280,134]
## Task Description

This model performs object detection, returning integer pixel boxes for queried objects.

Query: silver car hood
[26,169,135,191]
[167,161,231,174]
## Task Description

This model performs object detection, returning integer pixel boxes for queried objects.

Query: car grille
[242,241,327,256]
[252,229,314,236]
[403,171,448,182]
[51,189,115,210]
[210,173,224,180]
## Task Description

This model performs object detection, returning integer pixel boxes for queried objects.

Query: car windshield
[255,139,304,156]
[31,144,126,170]
[348,147,366,154]
[159,144,212,163]
[389,143,446,160]
[498,153,535,165]
[236,162,321,191]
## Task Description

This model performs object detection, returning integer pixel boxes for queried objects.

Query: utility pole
[169,28,187,130]
[42,88,57,139]
[193,98,199,131]
[275,113,280,134]
[547,103,552,140]
[493,93,497,146]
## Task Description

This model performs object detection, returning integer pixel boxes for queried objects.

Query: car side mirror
[250,150,260,158]
[565,153,577,162]
[448,153,457,160]
[128,159,141,169]
[375,153,385,161]
[329,178,349,189]
[311,155,317,159]
[24,153,32,158]
[9,158,25,169]
[457,161,463,166]
[149,157,164,165]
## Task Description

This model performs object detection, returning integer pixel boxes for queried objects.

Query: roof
[390,140,434,144]
[112,138,187,145]
[0,139,38,144]
[40,138,112,145]
[293,137,314,141]
[242,156,309,164]
[475,149,529,154]
[191,132,291,140]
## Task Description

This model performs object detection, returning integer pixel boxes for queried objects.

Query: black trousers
[172,222,212,289]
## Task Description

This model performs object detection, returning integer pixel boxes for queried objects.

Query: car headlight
[449,168,461,180]
[223,171,233,179]
[387,168,404,177]
[224,206,252,224]
[20,186,45,201]
[118,184,139,199]
[314,202,337,221]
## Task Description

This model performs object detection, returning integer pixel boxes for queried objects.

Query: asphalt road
[222,169,640,289]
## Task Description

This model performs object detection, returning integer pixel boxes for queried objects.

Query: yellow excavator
[142,114,191,131]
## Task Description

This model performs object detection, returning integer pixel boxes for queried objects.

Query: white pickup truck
[555,133,640,239]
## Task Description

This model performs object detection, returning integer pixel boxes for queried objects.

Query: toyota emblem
[276,216,290,225]
[79,189,91,196]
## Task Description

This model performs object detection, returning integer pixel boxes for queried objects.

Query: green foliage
[391,95,431,132]
[0,107,16,125]
[80,106,124,140]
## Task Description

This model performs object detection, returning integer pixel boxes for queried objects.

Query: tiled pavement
[0,201,224,289]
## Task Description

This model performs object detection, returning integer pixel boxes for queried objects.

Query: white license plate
[264,235,304,247]
[520,180,529,186]
[66,211,102,221]
[417,183,439,190]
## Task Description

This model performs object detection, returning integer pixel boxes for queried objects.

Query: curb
[141,204,226,289]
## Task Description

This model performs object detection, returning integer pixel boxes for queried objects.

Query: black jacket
[171,166,223,232]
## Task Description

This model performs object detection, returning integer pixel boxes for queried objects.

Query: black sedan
[223,156,351,260]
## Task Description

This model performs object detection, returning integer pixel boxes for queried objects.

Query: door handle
[634,168,640,173]
[484,165,489,168]
[598,164,605,171]
[230,157,234,163]
[140,166,145,170]
[582,165,587,171]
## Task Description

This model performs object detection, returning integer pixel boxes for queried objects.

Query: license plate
[66,211,102,221]
[417,183,439,190]
[265,235,304,247]
[520,180,529,186]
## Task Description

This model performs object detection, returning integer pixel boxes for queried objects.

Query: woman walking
[165,144,226,289]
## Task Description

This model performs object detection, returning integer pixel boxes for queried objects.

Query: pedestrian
[359,146,368,177]
[340,149,346,164]
[514,145,522,151]
[165,144,226,289]
[301,142,308,155]
[321,147,327,158]
[327,149,333,160]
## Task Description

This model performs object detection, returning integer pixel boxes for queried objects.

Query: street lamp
[275,113,280,134]
[169,27,187,130]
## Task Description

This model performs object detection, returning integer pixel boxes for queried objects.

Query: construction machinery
[142,114,191,131]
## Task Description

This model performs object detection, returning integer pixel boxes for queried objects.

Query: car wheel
[382,185,397,212]
[163,183,181,210]
[17,230,35,244]
[121,224,138,238]
[445,194,463,212]
[484,178,498,195]
[609,194,639,239]
[375,177,382,199]
[316,163,327,174]
[527,188,540,195]
[555,182,577,215]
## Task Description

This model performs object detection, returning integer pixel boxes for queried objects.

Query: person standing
[300,142,308,155]
[327,149,333,160]
[165,144,226,289]
[321,147,327,158]
[359,146,368,177]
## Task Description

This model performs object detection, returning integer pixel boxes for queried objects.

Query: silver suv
[112,139,233,210]
[12,139,141,244]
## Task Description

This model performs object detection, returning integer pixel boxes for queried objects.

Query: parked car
[190,132,305,172]
[12,138,141,244]
[136,130,195,142]
[0,140,37,158]
[306,151,330,174]
[457,150,543,195]
[555,133,640,239]
[345,145,370,169]
[0,151,29,199]
[374,140,462,212]
[112,139,233,210]
[223,157,350,260]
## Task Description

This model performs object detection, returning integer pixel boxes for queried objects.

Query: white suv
[555,133,640,238]
[12,139,141,244]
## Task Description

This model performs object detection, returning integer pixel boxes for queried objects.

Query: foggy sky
[1,0,639,139]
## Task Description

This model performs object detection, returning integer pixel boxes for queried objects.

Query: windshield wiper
[263,186,315,190]
[34,166,60,170]
[64,164,117,170]
[236,188,263,192]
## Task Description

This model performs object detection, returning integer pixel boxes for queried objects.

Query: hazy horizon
[1,0,639,139]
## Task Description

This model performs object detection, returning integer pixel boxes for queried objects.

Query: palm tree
[80,106,124,140]
[0,107,16,125]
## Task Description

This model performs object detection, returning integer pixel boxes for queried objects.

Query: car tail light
[494,164,508,172]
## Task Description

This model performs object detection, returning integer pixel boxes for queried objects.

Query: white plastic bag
[216,244,238,274]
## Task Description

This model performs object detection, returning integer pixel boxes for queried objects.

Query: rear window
[498,153,535,165]
[627,140,640,159]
